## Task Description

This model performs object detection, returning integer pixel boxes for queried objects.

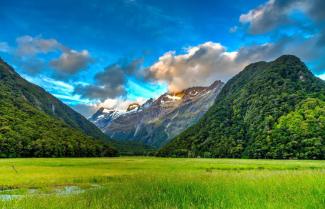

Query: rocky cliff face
[90,80,224,147]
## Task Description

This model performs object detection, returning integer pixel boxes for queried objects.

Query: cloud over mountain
[75,59,143,101]
[145,41,290,92]
[239,0,325,74]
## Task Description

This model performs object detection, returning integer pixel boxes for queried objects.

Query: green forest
[159,55,325,159]
[0,59,117,157]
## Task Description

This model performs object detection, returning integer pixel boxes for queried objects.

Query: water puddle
[0,194,22,201]
[0,184,100,201]
[55,186,84,195]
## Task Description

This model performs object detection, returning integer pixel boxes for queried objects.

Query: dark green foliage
[158,55,325,159]
[0,59,117,157]
[111,141,156,156]
[0,59,108,141]
[268,98,325,159]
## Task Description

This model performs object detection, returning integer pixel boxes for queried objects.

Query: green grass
[0,157,324,209]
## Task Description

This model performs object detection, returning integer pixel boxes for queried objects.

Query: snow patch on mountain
[89,80,224,147]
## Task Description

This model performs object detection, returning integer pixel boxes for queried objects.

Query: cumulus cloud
[238,0,325,74]
[145,30,325,92]
[16,35,60,56]
[239,0,325,34]
[19,58,47,74]
[145,41,288,92]
[7,35,92,76]
[51,50,92,75]
[75,59,143,101]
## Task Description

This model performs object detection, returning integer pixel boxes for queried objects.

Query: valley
[1,1,325,208]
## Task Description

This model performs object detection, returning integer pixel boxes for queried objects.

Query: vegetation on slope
[158,55,325,159]
[269,98,325,159]
[0,59,108,141]
[0,59,117,157]
[111,141,156,156]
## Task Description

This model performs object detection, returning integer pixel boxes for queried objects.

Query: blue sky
[0,0,324,117]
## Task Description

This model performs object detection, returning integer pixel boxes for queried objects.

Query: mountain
[90,80,224,147]
[0,58,117,157]
[158,55,325,159]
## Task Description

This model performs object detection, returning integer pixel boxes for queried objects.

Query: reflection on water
[0,194,22,201]
[0,184,100,201]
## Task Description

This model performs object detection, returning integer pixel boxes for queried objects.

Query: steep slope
[0,58,117,157]
[0,59,108,141]
[91,81,224,147]
[159,55,325,159]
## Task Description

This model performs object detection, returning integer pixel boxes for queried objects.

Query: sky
[0,0,325,117]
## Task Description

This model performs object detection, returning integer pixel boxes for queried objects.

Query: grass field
[0,157,324,209]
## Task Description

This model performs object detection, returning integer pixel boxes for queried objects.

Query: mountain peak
[90,107,106,120]
[90,79,224,147]
[208,80,223,89]
[274,54,302,64]
[159,55,325,159]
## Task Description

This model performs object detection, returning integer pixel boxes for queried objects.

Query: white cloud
[239,0,300,34]
[22,74,74,94]
[238,0,325,74]
[11,35,92,76]
[23,73,93,107]
[147,42,234,92]
[239,0,325,34]
[52,94,91,103]
[74,59,142,101]
[146,41,285,92]
[16,35,60,56]
[51,50,92,74]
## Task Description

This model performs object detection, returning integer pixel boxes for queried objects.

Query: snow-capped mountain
[90,80,224,147]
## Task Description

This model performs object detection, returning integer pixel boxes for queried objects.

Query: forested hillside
[0,59,117,157]
[0,59,108,141]
[158,55,325,159]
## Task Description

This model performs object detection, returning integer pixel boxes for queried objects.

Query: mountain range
[158,55,325,159]
[0,58,117,157]
[1,55,324,159]
[90,80,224,147]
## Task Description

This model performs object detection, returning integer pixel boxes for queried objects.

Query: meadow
[0,157,324,209]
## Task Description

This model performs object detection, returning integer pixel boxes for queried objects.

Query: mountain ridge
[90,80,224,147]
